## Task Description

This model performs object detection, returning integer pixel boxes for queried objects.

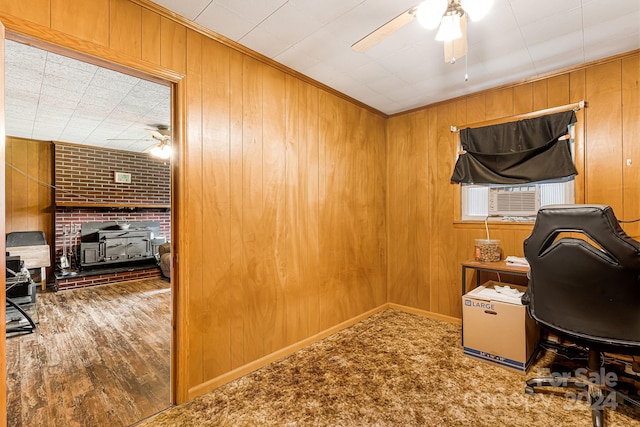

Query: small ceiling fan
[145,125,172,159]
[352,0,493,63]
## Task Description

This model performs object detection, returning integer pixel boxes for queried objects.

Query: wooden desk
[6,245,51,291]
[461,260,529,295]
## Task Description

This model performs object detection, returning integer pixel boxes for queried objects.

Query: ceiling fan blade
[352,6,417,52]
[107,138,154,142]
[145,128,170,141]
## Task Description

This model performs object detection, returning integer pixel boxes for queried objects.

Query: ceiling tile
[274,46,322,73]
[246,2,324,46]
[195,4,256,40]
[583,31,640,63]
[519,8,583,47]
[213,0,288,24]
[583,9,640,46]
[288,0,364,25]
[237,29,293,58]
[149,0,212,20]
[581,0,640,26]
[508,0,582,26]
[527,31,585,71]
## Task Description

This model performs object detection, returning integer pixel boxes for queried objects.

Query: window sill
[453,220,534,231]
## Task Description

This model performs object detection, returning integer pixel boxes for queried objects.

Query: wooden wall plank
[533,80,548,111]
[622,55,640,237]
[241,56,265,363]
[228,48,245,370]
[200,37,232,379]
[434,102,458,316]
[485,88,513,120]
[0,0,50,27]
[426,107,439,312]
[547,74,570,107]
[38,141,54,279]
[26,140,40,229]
[261,65,287,353]
[141,7,161,65]
[298,83,321,336]
[366,110,387,309]
[184,28,204,389]
[513,83,533,114]
[284,74,304,344]
[160,16,186,74]
[585,61,623,212]
[109,0,142,59]
[570,70,586,205]
[51,0,109,47]
[10,139,29,231]
[318,93,351,329]
[387,114,415,305]
[466,95,485,124]
[414,109,430,311]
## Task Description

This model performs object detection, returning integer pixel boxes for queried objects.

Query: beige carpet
[140,309,640,426]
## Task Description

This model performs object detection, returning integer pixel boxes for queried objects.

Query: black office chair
[522,204,640,427]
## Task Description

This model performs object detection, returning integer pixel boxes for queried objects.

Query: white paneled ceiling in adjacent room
[150,0,640,115]
[5,39,171,153]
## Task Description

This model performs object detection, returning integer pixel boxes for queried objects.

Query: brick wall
[55,143,170,206]
[55,268,162,290]
[52,144,171,289]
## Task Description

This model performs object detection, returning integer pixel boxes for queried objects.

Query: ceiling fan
[107,124,172,159]
[145,125,172,159]
[352,0,493,64]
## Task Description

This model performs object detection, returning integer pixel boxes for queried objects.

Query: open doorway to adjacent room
[3,37,174,426]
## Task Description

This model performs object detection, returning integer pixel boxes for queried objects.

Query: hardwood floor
[6,278,171,427]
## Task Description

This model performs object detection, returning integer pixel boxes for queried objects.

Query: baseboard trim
[387,303,462,325]
[187,304,388,400]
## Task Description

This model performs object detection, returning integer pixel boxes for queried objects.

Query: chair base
[525,349,640,427]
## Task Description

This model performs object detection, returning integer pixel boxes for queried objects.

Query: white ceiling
[151,0,640,114]
[3,0,640,152]
[4,40,171,152]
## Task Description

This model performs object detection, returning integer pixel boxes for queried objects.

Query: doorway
[3,37,176,426]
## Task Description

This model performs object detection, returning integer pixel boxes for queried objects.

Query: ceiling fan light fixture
[460,0,494,22]
[416,0,448,29]
[150,143,172,159]
[435,13,462,41]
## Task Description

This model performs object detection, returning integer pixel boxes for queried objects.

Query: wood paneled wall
[5,137,54,269]
[387,52,640,319]
[0,0,387,407]
[184,32,387,392]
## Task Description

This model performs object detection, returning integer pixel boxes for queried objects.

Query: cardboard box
[462,281,539,373]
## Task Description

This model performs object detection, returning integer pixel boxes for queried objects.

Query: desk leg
[40,267,46,291]
[462,266,466,296]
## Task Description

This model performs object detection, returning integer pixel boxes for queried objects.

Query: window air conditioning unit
[488,186,539,216]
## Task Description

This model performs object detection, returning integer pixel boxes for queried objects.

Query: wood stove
[79,221,161,269]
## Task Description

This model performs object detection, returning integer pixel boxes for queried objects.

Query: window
[461,181,575,221]
[460,124,576,222]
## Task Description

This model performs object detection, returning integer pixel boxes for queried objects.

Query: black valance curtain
[450,110,577,184]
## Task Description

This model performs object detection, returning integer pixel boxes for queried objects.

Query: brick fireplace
[53,143,171,290]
